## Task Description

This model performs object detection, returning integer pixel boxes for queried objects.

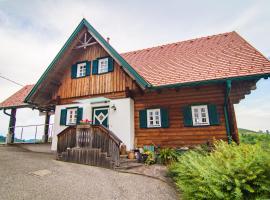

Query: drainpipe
[224,80,232,144]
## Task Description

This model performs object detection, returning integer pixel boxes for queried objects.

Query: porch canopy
[0,85,35,110]
[74,97,111,104]
[0,85,51,143]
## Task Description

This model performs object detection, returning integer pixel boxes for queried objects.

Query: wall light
[111,104,117,111]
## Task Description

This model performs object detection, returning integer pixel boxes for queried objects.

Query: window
[147,109,161,128]
[77,62,87,77]
[191,105,210,126]
[66,108,77,125]
[98,58,109,74]
[71,61,90,79]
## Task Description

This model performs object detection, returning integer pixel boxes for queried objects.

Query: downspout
[224,80,232,144]
[3,108,12,117]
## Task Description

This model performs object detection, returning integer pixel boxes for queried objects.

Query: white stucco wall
[51,98,134,151]
[109,98,134,150]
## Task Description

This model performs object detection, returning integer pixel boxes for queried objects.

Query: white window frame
[66,108,78,125]
[98,58,109,74]
[147,109,161,128]
[191,105,210,126]
[76,62,87,77]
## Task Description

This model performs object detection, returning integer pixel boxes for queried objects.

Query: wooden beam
[125,87,133,98]
[156,89,162,94]
[43,112,50,143]
[4,108,17,144]
[74,41,97,49]
[50,80,62,87]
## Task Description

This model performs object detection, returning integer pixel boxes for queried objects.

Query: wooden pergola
[0,85,52,144]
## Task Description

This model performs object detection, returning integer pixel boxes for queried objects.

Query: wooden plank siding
[133,84,231,147]
[52,38,138,101]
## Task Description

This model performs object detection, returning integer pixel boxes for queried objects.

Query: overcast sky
[0,0,270,138]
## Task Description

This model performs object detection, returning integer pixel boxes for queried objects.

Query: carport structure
[0,85,53,144]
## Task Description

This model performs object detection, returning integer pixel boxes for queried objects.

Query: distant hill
[239,128,270,146]
[0,135,40,143]
[238,128,259,135]
[0,135,6,143]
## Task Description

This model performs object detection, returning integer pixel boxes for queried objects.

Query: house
[1,18,270,167]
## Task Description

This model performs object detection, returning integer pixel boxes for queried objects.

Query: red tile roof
[0,85,34,109]
[121,31,270,87]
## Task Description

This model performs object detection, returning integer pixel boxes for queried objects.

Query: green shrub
[143,150,156,165]
[240,132,270,151]
[158,148,179,165]
[169,141,270,200]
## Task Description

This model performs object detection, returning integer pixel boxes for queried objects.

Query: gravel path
[0,146,178,200]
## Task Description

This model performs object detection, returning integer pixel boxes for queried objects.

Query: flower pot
[128,151,135,159]
[120,144,127,155]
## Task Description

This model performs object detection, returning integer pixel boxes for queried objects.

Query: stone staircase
[115,155,144,170]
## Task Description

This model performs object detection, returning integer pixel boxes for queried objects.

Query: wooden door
[92,107,109,127]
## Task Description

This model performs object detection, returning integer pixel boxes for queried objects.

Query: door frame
[92,106,110,127]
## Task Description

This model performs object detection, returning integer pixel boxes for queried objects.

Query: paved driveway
[0,146,178,200]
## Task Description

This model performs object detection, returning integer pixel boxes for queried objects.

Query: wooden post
[228,101,240,144]
[7,108,17,144]
[43,112,50,143]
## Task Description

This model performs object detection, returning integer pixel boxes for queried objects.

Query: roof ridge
[121,31,235,55]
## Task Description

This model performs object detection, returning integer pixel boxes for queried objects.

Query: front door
[92,107,109,127]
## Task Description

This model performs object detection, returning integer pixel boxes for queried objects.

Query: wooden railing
[57,124,122,167]
[57,126,77,153]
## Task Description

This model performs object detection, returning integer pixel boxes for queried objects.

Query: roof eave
[24,20,86,103]
[148,73,270,90]
[0,104,34,110]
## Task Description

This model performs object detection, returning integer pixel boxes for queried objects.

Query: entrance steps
[115,155,144,170]
[57,148,114,169]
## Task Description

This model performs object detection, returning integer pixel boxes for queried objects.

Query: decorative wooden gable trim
[25,18,150,104]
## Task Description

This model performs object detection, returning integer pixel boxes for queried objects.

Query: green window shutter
[71,64,77,79]
[85,61,91,76]
[160,108,169,128]
[60,109,67,125]
[183,106,193,126]
[208,104,220,125]
[76,107,83,124]
[139,109,147,128]
[92,60,98,74]
[108,57,114,72]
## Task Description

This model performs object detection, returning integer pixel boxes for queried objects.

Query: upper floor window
[77,62,87,77]
[66,108,77,125]
[147,109,161,128]
[92,57,114,75]
[191,105,210,126]
[98,58,109,74]
[71,61,90,79]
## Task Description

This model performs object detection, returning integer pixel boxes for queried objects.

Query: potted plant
[143,150,156,165]
[79,119,92,125]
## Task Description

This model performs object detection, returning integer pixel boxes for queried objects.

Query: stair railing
[57,124,122,166]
